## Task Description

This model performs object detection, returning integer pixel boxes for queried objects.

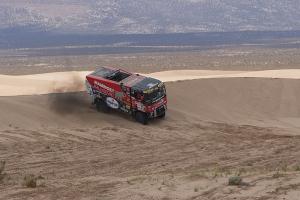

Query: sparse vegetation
[294,165,300,171]
[228,176,243,186]
[281,164,288,172]
[272,171,285,179]
[236,168,247,176]
[0,161,5,174]
[126,176,146,185]
[189,167,248,181]
[188,171,208,180]
[0,161,6,182]
[210,167,232,178]
[126,179,134,185]
[23,174,40,188]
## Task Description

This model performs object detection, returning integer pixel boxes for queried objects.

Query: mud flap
[86,80,96,103]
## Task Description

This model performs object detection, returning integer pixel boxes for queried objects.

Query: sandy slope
[1,76,300,200]
[1,69,300,200]
[1,69,300,96]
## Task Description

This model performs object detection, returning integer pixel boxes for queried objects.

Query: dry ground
[1,47,300,75]
[1,48,300,199]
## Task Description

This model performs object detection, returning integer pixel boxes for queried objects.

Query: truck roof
[123,75,161,91]
[91,66,130,79]
[91,66,162,91]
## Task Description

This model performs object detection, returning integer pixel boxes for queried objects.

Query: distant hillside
[0,0,300,34]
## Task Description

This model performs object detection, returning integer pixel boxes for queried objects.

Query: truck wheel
[158,112,166,119]
[135,112,148,125]
[96,99,110,113]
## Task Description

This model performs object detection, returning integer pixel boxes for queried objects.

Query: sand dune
[1,67,300,200]
[1,77,300,129]
[151,69,300,81]
[1,77,300,200]
[1,69,300,96]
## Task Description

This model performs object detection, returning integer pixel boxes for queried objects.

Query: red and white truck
[85,67,167,124]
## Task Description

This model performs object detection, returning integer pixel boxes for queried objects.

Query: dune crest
[1,69,300,96]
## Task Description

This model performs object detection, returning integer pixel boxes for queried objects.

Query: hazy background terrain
[1,0,300,34]
[0,0,300,53]
[1,0,300,72]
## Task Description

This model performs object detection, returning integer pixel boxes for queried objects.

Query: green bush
[228,176,242,186]
[23,174,37,188]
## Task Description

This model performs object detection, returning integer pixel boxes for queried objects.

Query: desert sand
[1,67,300,200]
[2,69,300,96]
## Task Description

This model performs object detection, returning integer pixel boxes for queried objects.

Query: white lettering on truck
[94,81,114,92]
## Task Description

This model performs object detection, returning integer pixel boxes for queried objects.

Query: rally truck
[85,67,167,124]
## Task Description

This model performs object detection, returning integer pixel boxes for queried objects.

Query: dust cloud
[47,75,90,115]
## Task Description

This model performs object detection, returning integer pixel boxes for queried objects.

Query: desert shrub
[0,161,6,182]
[23,174,37,188]
[272,171,284,179]
[23,174,45,188]
[228,176,242,186]
[0,161,5,174]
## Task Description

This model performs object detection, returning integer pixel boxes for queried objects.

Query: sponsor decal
[136,102,145,112]
[115,92,124,100]
[106,97,119,109]
[94,81,114,92]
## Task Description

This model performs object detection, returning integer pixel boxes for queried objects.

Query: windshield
[143,85,166,104]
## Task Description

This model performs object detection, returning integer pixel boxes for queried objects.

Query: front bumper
[149,104,167,118]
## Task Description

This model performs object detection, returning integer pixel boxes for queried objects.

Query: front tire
[135,112,148,125]
[158,112,166,119]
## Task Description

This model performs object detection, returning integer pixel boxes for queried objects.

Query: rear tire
[96,98,110,113]
[135,112,148,125]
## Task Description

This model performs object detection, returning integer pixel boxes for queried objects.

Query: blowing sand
[1,69,300,200]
